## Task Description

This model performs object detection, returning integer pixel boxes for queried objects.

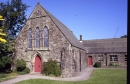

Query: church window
[28,28,32,48]
[44,26,49,47]
[36,27,40,48]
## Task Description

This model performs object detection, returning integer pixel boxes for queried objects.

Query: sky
[1,0,127,40]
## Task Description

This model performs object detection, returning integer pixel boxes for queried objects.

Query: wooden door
[35,55,42,72]
[88,56,92,66]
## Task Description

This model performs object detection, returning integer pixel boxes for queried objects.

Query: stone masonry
[14,3,87,78]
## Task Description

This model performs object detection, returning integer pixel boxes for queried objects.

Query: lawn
[0,72,18,82]
[15,69,127,84]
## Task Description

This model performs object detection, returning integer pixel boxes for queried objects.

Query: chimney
[80,35,82,42]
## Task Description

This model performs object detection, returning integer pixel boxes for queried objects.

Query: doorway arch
[34,55,42,72]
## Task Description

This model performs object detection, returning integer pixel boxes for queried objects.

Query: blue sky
[1,0,127,40]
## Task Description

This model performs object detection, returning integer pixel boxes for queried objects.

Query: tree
[0,0,29,72]
[0,0,29,55]
[0,0,30,39]
[120,35,127,38]
[0,15,6,43]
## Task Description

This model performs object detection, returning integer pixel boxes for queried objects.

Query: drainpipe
[105,53,107,66]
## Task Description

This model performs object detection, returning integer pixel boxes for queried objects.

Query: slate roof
[37,3,85,50]
[82,38,127,53]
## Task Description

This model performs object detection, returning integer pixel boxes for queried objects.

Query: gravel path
[0,67,94,84]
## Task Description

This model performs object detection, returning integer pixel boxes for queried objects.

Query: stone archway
[31,51,43,73]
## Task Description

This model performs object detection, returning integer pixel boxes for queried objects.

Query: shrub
[16,59,30,75]
[16,67,30,75]
[109,62,120,67]
[115,63,120,67]
[0,56,12,72]
[94,62,101,68]
[22,67,30,74]
[42,59,61,77]
[16,59,26,71]
[109,62,114,66]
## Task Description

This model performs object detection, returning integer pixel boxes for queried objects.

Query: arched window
[28,28,32,48]
[44,26,49,47]
[36,27,40,48]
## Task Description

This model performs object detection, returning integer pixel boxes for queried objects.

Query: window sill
[25,47,50,51]
[110,61,118,62]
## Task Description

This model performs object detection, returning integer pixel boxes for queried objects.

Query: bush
[109,62,114,66]
[94,62,101,68]
[16,67,30,75]
[115,64,120,67]
[16,59,30,75]
[0,56,12,72]
[42,59,61,77]
[22,67,30,74]
[16,59,26,71]
[109,62,120,67]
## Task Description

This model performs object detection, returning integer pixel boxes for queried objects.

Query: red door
[35,55,42,72]
[88,56,92,66]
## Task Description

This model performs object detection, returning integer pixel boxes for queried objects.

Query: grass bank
[15,69,126,84]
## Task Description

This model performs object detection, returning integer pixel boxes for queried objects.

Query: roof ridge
[83,38,127,41]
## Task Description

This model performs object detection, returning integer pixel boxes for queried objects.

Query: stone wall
[14,4,86,77]
[87,52,127,67]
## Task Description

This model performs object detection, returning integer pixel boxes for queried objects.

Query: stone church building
[14,3,87,77]
[14,3,127,78]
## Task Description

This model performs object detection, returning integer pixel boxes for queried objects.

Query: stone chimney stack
[80,35,82,42]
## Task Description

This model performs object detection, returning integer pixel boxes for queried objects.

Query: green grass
[15,69,127,84]
[0,72,18,82]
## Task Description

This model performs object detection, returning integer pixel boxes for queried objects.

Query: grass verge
[0,72,18,82]
[15,69,126,84]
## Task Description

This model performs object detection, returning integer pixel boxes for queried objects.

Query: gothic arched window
[44,26,49,47]
[28,28,32,48]
[36,27,40,48]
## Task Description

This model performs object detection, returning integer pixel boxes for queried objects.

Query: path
[0,67,94,84]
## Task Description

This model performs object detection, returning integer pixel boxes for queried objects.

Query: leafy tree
[120,35,127,38]
[0,0,29,72]
[0,0,29,56]
[0,0,30,39]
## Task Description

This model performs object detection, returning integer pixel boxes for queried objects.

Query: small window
[44,26,49,47]
[98,55,103,62]
[110,55,118,62]
[72,50,76,59]
[125,55,127,61]
[36,27,40,48]
[28,28,32,48]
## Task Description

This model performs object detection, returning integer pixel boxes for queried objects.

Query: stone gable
[14,3,87,77]
[29,3,47,19]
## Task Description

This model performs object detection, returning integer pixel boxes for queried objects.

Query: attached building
[81,36,127,67]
